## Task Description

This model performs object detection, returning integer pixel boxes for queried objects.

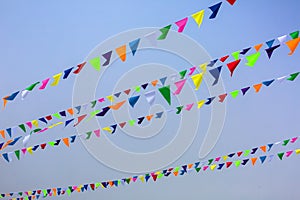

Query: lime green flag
[158,85,171,105]
[129,120,136,126]
[243,149,250,156]
[135,86,141,92]
[232,51,240,60]
[90,57,100,71]
[230,90,239,98]
[52,113,61,119]
[157,25,172,40]
[245,52,261,67]
[66,188,71,196]
[235,160,241,167]
[48,141,55,146]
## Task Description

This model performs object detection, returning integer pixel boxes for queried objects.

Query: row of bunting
[3,135,300,199]
[1,71,299,151]
[1,0,238,109]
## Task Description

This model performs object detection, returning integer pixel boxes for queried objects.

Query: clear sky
[0,0,300,199]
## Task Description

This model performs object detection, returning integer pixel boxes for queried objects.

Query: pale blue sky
[0,0,300,199]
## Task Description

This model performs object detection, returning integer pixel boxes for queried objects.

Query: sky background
[0,0,300,199]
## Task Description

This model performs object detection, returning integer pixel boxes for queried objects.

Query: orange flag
[254,43,263,52]
[253,83,262,93]
[146,114,154,121]
[116,45,126,62]
[260,145,267,153]
[67,108,74,115]
[151,80,158,87]
[63,138,70,147]
[0,130,5,139]
[109,100,126,110]
[285,37,300,55]
[251,157,258,166]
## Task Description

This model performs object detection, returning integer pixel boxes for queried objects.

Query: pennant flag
[234,160,241,167]
[218,94,227,102]
[106,95,114,102]
[265,44,280,59]
[260,145,267,153]
[199,63,207,72]
[103,127,112,134]
[185,103,194,111]
[245,52,261,67]
[251,157,258,166]
[135,85,140,92]
[4,91,19,101]
[141,83,148,90]
[267,143,274,151]
[116,45,126,62]
[15,150,20,160]
[191,73,203,90]
[109,100,126,110]
[175,17,188,33]
[260,80,274,87]
[217,163,225,170]
[155,111,164,118]
[260,156,267,164]
[173,79,186,95]
[2,153,11,162]
[230,90,239,98]
[277,152,284,160]
[96,107,110,117]
[286,150,293,157]
[289,30,299,39]
[50,73,62,86]
[208,2,222,19]
[209,66,222,85]
[287,72,299,81]
[179,70,187,79]
[129,38,140,56]
[254,43,263,52]
[62,138,70,147]
[89,57,101,71]
[128,95,140,108]
[285,38,300,55]
[253,83,262,93]
[176,106,184,114]
[158,85,171,105]
[266,39,275,48]
[38,78,50,90]
[73,114,87,127]
[19,124,26,133]
[226,59,241,76]
[63,67,74,79]
[251,147,258,154]
[241,87,250,95]
[94,129,100,137]
[159,77,167,85]
[65,118,74,127]
[226,0,236,5]
[0,130,5,139]
[25,82,40,91]
[226,162,233,168]
[197,100,205,108]
[231,51,239,60]
[207,59,218,67]
[114,92,122,98]
[102,51,112,66]
[220,55,229,62]
[282,139,289,146]
[137,117,145,125]
[242,159,249,166]
[205,97,215,105]
[74,62,87,74]
[295,149,300,154]
[124,89,131,95]
[144,90,155,105]
[110,124,117,134]
[240,47,251,55]
[291,137,298,143]
[191,10,204,28]
[157,25,172,40]
[277,35,287,44]
[21,90,29,99]
[119,122,126,128]
[243,150,250,156]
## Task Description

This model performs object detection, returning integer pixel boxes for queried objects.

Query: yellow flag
[295,149,300,154]
[191,73,203,90]
[103,127,112,133]
[222,155,228,161]
[197,100,205,109]
[51,73,62,86]
[191,10,205,28]
[139,175,145,183]
[31,120,39,128]
[27,147,33,154]
[210,164,216,171]
[199,63,207,73]
[106,95,114,102]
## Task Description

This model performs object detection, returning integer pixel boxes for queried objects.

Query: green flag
[157,25,172,40]
[159,85,171,105]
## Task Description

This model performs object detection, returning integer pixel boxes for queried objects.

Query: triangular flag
[220,55,229,62]
[94,129,100,137]
[128,120,136,126]
[155,111,164,118]
[234,160,241,167]
[62,138,70,147]
[218,94,227,102]
[124,89,131,95]
[50,73,62,86]
[179,70,187,79]
[141,83,148,90]
[151,80,158,87]
[176,106,184,114]
[266,39,275,48]
[15,150,20,160]
[185,103,194,111]
[4,91,19,101]
[146,114,154,121]
[111,124,117,134]
[128,95,140,108]
[129,38,140,56]
[106,95,114,102]
[144,90,155,105]
[39,78,50,90]
[287,72,299,81]
[102,51,112,66]
[159,77,167,85]
[96,107,110,117]
[231,51,239,60]
[109,100,126,110]
[265,44,280,59]
[241,87,250,95]
[63,67,74,79]
[226,0,236,5]
[277,35,287,44]
[207,59,218,67]
[191,73,203,90]
[89,57,101,71]
[209,66,222,85]
[286,150,293,157]
[240,47,251,55]
[158,85,171,105]
[197,100,205,108]
[251,157,258,166]
[205,97,215,105]
[208,2,222,19]
[260,146,267,153]
[277,152,284,160]
[199,63,207,72]
[73,62,86,74]
[175,17,188,33]
[73,114,87,127]
[230,90,239,98]
[260,156,267,164]
[191,10,204,28]
[157,25,172,40]
[26,82,40,91]
[19,124,26,133]
[173,79,186,95]
[285,38,300,55]
[226,59,241,76]
[246,51,261,67]
[253,83,262,93]
[115,45,126,62]
[254,44,263,52]
[226,162,232,168]
[137,117,145,125]
[289,30,299,39]
[114,92,121,98]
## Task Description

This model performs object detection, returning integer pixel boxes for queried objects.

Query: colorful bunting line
[6,144,300,199]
